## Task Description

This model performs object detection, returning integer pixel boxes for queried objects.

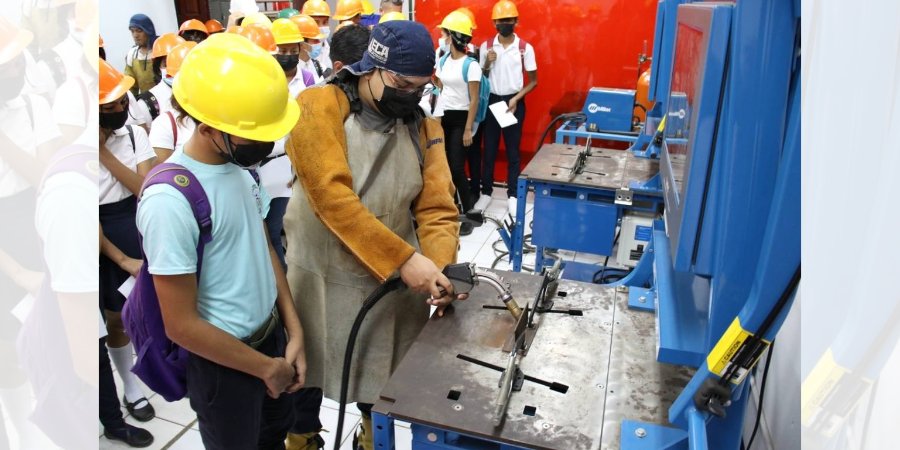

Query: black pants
[442,110,476,212]
[265,196,289,272]
[187,326,294,450]
[99,196,141,312]
[290,387,324,434]
[467,124,484,199]
[482,93,526,198]
[99,337,127,431]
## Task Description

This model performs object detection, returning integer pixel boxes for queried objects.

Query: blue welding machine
[582,87,637,133]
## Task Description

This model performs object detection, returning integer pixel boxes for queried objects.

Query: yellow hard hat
[492,0,519,20]
[271,18,303,45]
[360,0,375,15]
[333,0,363,21]
[439,11,474,37]
[172,33,300,142]
[455,7,477,30]
[242,12,273,29]
[379,11,406,23]
[302,0,332,18]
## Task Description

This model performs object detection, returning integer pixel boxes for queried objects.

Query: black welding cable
[535,112,587,152]
[333,278,405,450]
[746,342,775,449]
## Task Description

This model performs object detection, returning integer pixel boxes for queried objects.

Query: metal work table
[511,144,662,276]
[373,270,693,449]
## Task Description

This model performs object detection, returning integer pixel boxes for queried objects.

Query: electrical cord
[746,342,775,450]
[536,112,587,153]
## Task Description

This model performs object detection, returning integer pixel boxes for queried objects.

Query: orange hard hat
[236,24,277,52]
[0,16,33,65]
[333,0,363,21]
[491,0,519,20]
[290,14,325,40]
[99,59,135,104]
[179,19,209,35]
[226,25,243,34]
[205,19,225,34]
[455,7,477,29]
[165,41,198,77]
[151,33,186,59]
[302,0,332,18]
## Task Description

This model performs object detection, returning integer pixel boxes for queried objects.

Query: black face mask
[496,23,515,37]
[215,133,275,169]
[450,32,471,53]
[368,73,421,120]
[99,109,129,130]
[275,53,300,71]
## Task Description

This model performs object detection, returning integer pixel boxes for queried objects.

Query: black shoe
[459,221,474,236]
[104,424,154,448]
[123,396,156,422]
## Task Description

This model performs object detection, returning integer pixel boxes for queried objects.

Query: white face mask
[439,37,449,53]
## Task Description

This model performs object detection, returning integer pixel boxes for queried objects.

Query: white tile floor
[99,190,622,448]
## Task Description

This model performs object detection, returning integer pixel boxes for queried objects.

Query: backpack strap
[301,69,316,87]
[126,125,136,152]
[166,111,178,148]
[38,144,98,193]
[518,37,527,68]
[311,59,324,78]
[137,91,160,120]
[439,52,450,72]
[139,163,213,270]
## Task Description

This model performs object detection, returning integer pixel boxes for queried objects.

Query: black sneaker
[123,396,156,422]
[104,424,154,448]
[459,221,474,236]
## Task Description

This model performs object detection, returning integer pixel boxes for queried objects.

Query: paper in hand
[118,276,137,298]
[489,101,519,128]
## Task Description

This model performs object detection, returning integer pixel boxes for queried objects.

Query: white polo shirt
[436,54,481,111]
[149,111,196,152]
[132,80,174,126]
[479,34,537,96]
[0,95,61,198]
[257,72,308,199]
[100,125,155,205]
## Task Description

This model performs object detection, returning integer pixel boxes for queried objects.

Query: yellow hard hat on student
[302,0,332,18]
[360,0,375,16]
[172,33,300,142]
[455,7,477,29]
[271,18,303,45]
[440,11,474,36]
[492,0,519,20]
[333,0,363,21]
[242,12,273,29]
[379,11,405,23]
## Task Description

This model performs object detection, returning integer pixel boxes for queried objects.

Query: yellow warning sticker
[706,318,770,385]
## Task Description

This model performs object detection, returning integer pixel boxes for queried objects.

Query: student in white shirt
[293,14,330,82]
[96,59,158,424]
[434,11,480,231]
[478,0,538,215]
[148,41,198,161]
[131,33,187,127]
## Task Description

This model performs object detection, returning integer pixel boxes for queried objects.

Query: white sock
[107,343,147,407]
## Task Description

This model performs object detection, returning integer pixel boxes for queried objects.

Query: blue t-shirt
[136,149,275,339]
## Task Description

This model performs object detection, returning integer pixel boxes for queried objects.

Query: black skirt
[99,196,140,312]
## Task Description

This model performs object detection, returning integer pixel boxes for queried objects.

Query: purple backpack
[122,162,212,402]
[301,68,316,87]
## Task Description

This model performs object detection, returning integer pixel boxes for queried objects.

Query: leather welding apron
[284,114,428,404]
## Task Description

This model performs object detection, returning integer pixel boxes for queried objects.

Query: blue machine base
[628,286,657,312]
[409,423,530,450]
[620,420,688,450]
[559,260,604,283]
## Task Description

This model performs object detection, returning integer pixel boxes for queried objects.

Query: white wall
[99,0,179,72]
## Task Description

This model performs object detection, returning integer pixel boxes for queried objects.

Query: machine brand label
[634,225,652,242]
[587,103,611,114]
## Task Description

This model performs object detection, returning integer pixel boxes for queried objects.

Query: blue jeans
[482,93,526,198]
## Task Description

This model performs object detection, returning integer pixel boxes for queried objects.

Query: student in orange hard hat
[476,0,538,216]
[179,18,209,43]
[147,41,198,162]
[291,14,331,82]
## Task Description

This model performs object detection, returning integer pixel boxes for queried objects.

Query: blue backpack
[121,162,212,402]
[439,53,491,124]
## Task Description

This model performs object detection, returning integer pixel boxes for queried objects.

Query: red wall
[416,0,659,182]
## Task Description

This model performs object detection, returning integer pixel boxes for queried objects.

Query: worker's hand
[431,293,469,318]
[486,49,497,65]
[283,336,307,394]
[463,129,473,147]
[400,252,453,299]
[507,97,519,114]
[262,357,296,399]
[119,257,143,277]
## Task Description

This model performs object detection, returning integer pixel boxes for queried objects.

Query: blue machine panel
[531,183,619,257]
[582,87,637,132]
[660,4,732,272]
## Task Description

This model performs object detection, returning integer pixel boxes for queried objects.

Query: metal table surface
[521,143,660,191]
[373,271,693,449]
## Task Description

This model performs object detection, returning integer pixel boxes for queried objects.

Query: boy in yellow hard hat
[136,33,306,449]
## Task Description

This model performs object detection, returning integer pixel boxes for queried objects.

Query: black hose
[334,278,406,450]
[536,112,587,153]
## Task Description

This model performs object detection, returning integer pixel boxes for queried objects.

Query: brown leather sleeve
[285,85,416,283]
[413,118,460,270]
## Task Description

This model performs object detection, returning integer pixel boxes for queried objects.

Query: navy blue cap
[346,20,436,78]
